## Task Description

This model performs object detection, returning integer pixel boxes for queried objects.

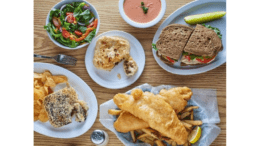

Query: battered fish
[113,89,188,145]
[159,87,192,113]
[113,87,192,133]
[114,111,149,133]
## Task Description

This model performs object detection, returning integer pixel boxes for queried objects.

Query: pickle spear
[184,11,226,25]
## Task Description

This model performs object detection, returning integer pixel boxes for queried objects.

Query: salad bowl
[45,0,100,50]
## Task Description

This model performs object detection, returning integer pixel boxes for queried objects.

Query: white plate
[34,62,98,138]
[85,31,145,89]
[152,0,226,75]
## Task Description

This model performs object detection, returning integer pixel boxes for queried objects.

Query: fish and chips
[109,87,203,145]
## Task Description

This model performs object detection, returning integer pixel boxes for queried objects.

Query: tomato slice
[185,55,191,61]
[166,56,175,63]
[67,15,75,23]
[62,30,70,39]
[196,57,215,63]
[87,22,94,28]
[52,17,61,28]
[75,30,83,36]
[66,12,73,16]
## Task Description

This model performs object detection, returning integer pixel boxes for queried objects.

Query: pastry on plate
[123,57,138,76]
[93,36,130,71]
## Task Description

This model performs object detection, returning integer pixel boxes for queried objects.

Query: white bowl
[45,0,100,50]
[118,0,166,28]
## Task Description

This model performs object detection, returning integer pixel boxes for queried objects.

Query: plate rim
[34,62,98,139]
[85,30,146,89]
[152,0,226,75]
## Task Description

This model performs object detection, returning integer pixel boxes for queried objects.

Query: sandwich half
[155,24,194,64]
[181,24,223,65]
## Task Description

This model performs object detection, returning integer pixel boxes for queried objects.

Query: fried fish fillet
[159,87,192,113]
[114,111,149,133]
[113,89,188,145]
[113,87,192,133]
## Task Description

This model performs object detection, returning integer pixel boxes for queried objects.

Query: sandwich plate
[85,30,145,89]
[152,0,226,75]
[34,62,98,138]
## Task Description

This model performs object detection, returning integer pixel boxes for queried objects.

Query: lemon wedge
[184,11,226,25]
[188,126,202,144]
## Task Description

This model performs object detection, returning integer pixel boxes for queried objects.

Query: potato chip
[34,115,39,121]
[44,86,49,94]
[52,76,68,84]
[34,88,44,100]
[45,77,56,87]
[34,70,68,123]
[38,109,48,122]
[41,70,52,83]
[34,72,43,79]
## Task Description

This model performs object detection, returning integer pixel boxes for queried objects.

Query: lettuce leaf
[85,29,96,43]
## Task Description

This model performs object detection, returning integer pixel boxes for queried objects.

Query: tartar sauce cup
[118,0,166,28]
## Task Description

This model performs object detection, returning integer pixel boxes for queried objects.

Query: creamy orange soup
[123,0,161,23]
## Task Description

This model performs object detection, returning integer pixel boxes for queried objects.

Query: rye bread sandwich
[181,24,223,65]
[153,24,194,64]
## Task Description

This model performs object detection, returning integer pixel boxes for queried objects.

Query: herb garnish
[182,51,212,60]
[202,24,222,39]
[152,43,158,51]
[140,1,149,14]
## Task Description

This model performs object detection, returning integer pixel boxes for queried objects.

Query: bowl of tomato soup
[119,0,166,28]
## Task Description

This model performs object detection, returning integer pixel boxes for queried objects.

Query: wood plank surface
[34,0,226,145]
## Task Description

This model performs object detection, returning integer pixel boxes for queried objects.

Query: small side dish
[109,87,202,145]
[123,0,161,23]
[44,2,98,48]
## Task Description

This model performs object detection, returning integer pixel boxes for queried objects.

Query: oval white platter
[34,62,98,138]
[152,0,226,75]
[85,30,145,89]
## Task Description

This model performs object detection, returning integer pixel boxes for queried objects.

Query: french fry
[135,129,144,135]
[137,133,150,139]
[165,140,177,146]
[108,109,122,115]
[181,112,191,119]
[138,137,154,145]
[181,121,193,130]
[142,128,159,139]
[190,110,194,120]
[183,120,203,125]
[130,131,136,143]
[177,115,181,119]
[182,106,199,113]
[155,140,165,146]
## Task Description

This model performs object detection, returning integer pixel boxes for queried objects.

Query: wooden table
[34,0,226,145]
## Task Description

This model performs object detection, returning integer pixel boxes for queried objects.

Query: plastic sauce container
[90,130,109,146]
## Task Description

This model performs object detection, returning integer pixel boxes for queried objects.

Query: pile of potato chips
[34,70,68,122]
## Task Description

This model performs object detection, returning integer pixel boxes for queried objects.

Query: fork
[34,54,77,66]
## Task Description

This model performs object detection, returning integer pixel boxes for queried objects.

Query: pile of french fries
[108,106,202,146]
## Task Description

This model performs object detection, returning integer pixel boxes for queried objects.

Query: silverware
[34,54,77,66]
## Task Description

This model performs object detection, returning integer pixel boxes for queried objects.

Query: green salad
[44,2,98,48]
